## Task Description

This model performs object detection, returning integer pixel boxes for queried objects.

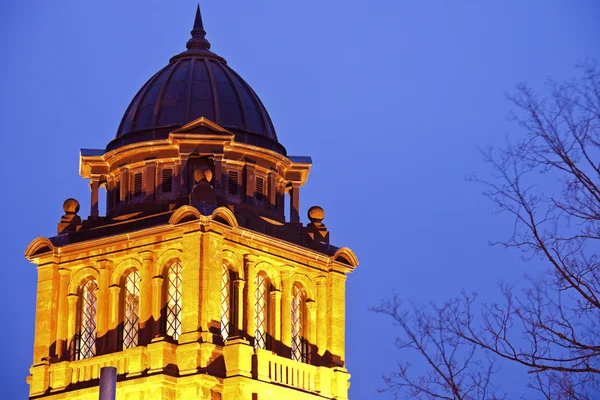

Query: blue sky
[0,1,598,398]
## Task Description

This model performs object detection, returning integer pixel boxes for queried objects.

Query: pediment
[171,117,233,136]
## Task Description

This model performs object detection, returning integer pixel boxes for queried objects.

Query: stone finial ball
[308,206,324,222]
[63,198,80,214]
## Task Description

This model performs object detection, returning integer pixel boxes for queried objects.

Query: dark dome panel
[109,7,284,154]
[112,55,281,153]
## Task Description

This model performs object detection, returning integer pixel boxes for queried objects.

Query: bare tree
[377,62,600,399]
[372,296,505,400]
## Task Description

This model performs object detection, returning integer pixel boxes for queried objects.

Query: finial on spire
[186,3,211,50]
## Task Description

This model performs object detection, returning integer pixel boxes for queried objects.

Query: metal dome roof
[107,6,283,154]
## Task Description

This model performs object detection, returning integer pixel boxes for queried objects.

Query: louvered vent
[228,171,239,195]
[256,177,265,202]
[162,169,173,193]
[133,173,143,197]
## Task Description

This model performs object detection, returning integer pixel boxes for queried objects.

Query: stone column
[96,259,112,355]
[151,275,164,338]
[268,172,277,211]
[243,255,258,342]
[108,285,121,352]
[145,161,157,201]
[120,168,129,203]
[139,251,155,344]
[244,164,256,204]
[66,293,78,359]
[306,299,317,349]
[233,279,245,336]
[55,269,70,360]
[290,182,300,223]
[270,289,281,350]
[90,176,100,217]
[213,155,223,191]
[316,276,327,357]
[178,155,188,196]
[280,268,292,356]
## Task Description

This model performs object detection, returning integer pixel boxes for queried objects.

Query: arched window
[220,263,233,340]
[254,272,269,349]
[122,270,141,349]
[165,261,182,340]
[74,279,98,360]
[291,284,308,362]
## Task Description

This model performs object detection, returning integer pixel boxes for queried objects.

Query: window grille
[122,270,141,350]
[254,273,268,349]
[256,177,265,202]
[220,263,231,340]
[114,180,121,204]
[133,173,143,197]
[291,284,308,362]
[165,261,182,340]
[162,168,173,193]
[228,171,239,195]
[74,279,98,360]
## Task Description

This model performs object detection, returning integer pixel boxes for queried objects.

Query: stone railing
[255,348,316,391]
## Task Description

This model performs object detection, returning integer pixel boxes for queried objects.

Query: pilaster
[200,231,224,342]
[55,269,71,360]
[33,261,59,363]
[179,231,201,344]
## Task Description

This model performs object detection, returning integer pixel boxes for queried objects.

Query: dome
[107,6,284,154]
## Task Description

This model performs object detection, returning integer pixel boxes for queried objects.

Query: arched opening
[220,263,237,341]
[121,270,141,350]
[291,283,308,363]
[254,272,270,349]
[99,183,107,217]
[165,261,183,341]
[74,279,98,360]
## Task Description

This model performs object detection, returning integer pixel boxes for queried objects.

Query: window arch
[221,263,236,341]
[254,272,269,349]
[74,279,98,360]
[122,270,141,350]
[291,283,308,362]
[165,261,183,340]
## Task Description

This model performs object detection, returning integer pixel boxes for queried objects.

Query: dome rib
[152,58,182,127]
[218,61,247,133]
[185,57,196,123]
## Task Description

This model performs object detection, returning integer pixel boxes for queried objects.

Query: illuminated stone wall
[26,200,356,399]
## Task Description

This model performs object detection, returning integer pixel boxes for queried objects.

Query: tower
[25,7,358,400]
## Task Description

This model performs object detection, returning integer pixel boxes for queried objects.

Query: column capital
[109,284,121,293]
[66,293,78,305]
[139,250,156,263]
[95,259,113,270]
[58,268,71,277]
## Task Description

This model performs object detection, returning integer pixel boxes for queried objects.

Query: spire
[186,4,211,50]
[193,4,204,32]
